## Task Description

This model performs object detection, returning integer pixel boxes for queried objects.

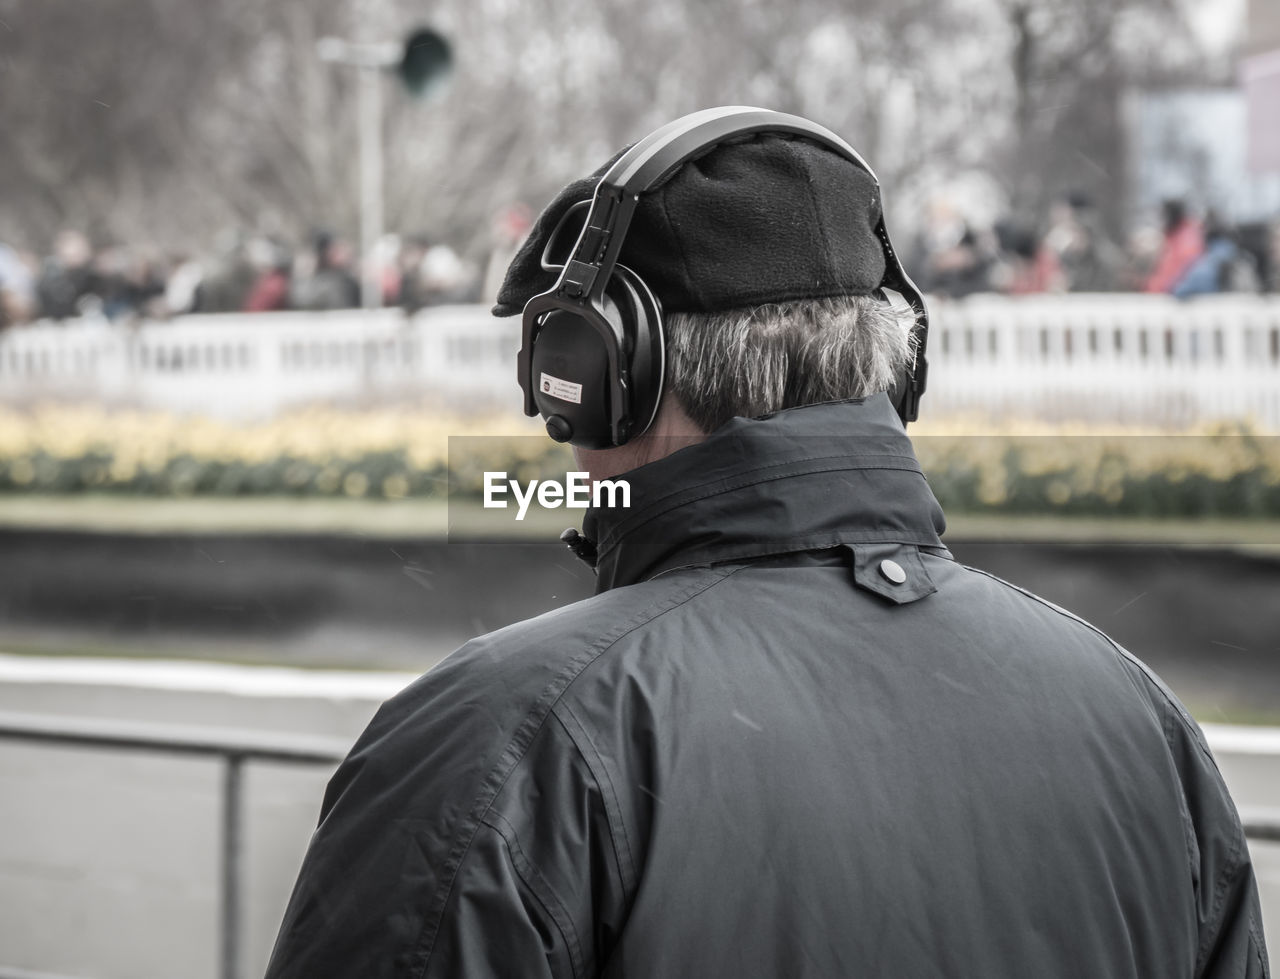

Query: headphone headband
[602,106,877,193]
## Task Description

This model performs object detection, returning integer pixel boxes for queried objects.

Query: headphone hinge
[560,260,600,298]
[905,354,928,422]
[577,222,613,264]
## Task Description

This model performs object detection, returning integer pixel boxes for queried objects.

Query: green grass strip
[2,494,1280,552]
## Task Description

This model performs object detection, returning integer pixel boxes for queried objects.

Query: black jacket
[267,396,1269,978]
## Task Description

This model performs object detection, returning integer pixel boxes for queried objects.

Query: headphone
[518,106,929,449]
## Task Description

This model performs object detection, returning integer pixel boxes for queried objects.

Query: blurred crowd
[0,204,535,329]
[1,196,1277,329]
[910,194,1276,300]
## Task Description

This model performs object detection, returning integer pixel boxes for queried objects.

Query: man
[267,109,1268,977]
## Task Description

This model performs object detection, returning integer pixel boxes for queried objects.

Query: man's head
[496,108,924,476]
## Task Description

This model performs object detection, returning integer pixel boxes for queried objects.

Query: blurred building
[1243,0,1280,173]
[1126,89,1280,225]
[1124,0,1280,226]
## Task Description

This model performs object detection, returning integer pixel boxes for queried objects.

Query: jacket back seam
[959,564,1218,763]
[963,561,1255,973]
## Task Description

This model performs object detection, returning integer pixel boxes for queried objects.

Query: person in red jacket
[1145,198,1204,293]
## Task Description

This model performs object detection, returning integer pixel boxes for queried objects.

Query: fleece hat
[492,133,886,316]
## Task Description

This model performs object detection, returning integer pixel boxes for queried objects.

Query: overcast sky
[1187,0,1245,55]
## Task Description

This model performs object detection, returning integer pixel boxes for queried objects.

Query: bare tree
[0,0,1221,263]
[992,0,1203,231]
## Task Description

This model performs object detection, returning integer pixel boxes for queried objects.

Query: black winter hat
[492,133,886,316]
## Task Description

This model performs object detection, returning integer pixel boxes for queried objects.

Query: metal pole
[358,62,384,310]
[1241,808,1280,843]
[221,754,245,979]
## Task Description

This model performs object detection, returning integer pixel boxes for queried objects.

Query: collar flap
[845,542,937,605]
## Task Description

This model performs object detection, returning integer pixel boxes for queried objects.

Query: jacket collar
[581,394,947,593]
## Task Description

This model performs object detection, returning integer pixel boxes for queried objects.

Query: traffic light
[399,28,452,98]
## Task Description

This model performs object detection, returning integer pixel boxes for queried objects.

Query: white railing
[927,294,1280,428]
[0,305,516,419]
[2,295,1279,427]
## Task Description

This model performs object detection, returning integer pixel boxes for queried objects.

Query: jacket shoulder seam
[1249,905,1271,974]
[480,810,586,979]
[1195,814,1245,973]
[411,565,738,978]
[545,563,758,899]
[552,700,638,893]
[1162,703,1203,873]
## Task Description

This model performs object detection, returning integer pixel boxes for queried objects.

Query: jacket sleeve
[264,638,621,979]
[1160,699,1271,978]
[264,794,572,978]
[1195,842,1270,979]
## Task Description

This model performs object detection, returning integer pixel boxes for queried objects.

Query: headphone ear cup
[526,267,663,449]
[875,287,919,424]
[529,308,615,449]
[609,264,665,440]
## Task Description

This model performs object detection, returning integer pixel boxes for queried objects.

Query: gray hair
[664,295,915,434]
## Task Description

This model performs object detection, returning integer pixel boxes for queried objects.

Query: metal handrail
[0,710,1277,979]
[0,710,350,979]
[0,968,90,979]
[1239,808,1280,842]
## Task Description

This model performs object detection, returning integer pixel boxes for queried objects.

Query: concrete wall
[5,529,1280,715]
[0,655,1275,978]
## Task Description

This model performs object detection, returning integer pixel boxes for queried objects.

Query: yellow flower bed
[0,403,566,499]
[0,403,1277,515]
[909,418,1280,516]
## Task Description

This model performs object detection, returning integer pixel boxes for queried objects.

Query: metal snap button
[879,558,907,585]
